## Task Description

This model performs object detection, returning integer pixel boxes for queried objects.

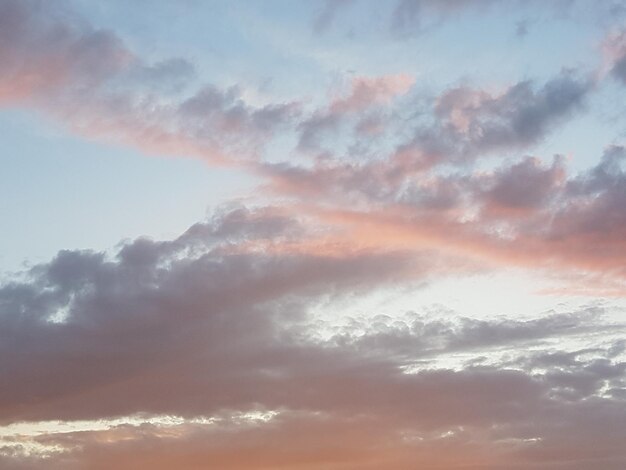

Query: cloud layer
[1,0,625,469]
[1,206,625,469]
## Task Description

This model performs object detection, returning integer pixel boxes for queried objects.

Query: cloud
[1,204,625,468]
[260,143,626,293]
[0,0,613,172]
[479,155,566,215]
[548,145,626,248]
[0,205,427,424]
[296,74,414,154]
[603,29,626,85]
[0,0,298,163]
[287,71,592,175]
[1,2,626,468]
[2,344,625,469]
[312,0,355,34]
[0,0,603,174]
[0,0,132,102]
[430,73,592,159]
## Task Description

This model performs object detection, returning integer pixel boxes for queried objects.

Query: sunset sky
[1,1,626,468]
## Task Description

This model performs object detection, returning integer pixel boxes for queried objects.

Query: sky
[0,0,626,468]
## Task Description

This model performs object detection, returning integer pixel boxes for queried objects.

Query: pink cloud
[330,74,414,113]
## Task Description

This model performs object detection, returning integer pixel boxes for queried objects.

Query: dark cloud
[552,146,626,239]
[1,206,625,468]
[480,155,565,213]
[0,206,424,423]
[2,347,625,469]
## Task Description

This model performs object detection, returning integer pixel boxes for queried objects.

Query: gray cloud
[480,155,565,213]
[1,206,625,469]
[0,206,423,423]
[430,73,592,160]
[552,146,626,241]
